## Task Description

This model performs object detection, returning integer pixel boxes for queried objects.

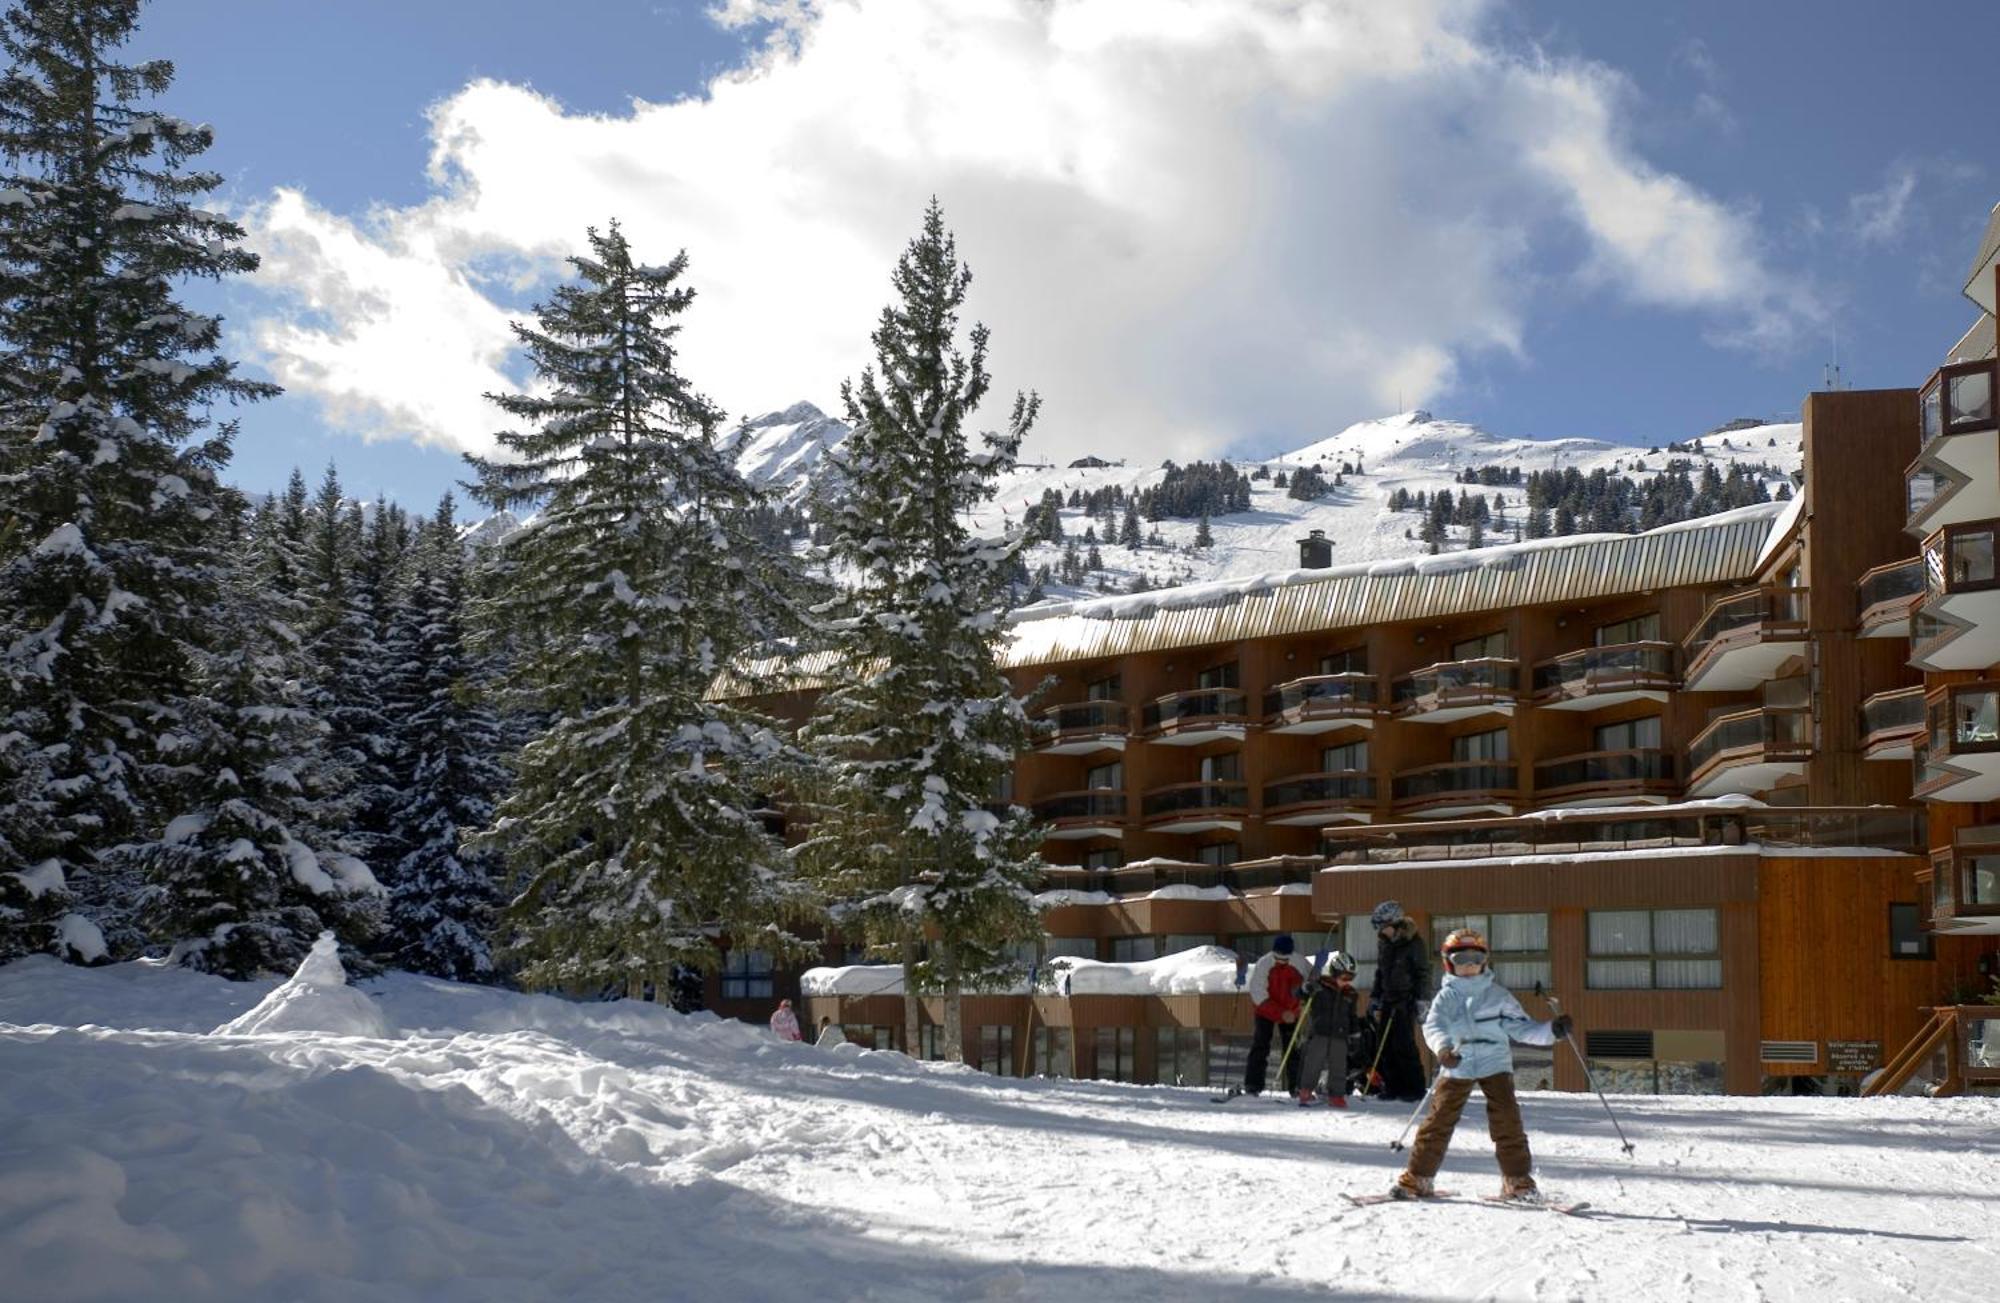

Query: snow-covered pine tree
[465,222,811,996]
[378,496,507,982]
[0,0,279,960]
[1194,511,1213,549]
[122,493,377,978]
[800,201,1044,1061]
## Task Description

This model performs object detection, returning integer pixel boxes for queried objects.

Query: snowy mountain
[730,400,850,502]
[2,950,1991,1301]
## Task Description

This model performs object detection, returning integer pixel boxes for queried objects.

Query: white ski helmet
[1325,950,1358,976]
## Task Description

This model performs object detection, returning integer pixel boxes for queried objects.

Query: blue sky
[121,1,1999,512]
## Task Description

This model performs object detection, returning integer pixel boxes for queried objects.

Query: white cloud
[1845,165,1919,247]
[241,0,1811,463]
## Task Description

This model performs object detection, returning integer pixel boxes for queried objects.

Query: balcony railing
[1391,760,1518,808]
[1032,790,1127,824]
[1931,850,2000,920]
[1035,854,1321,897]
[1922,519,2000,596]
[1860,686,1926,754]
[1139,689,1249,732]
[1686,707,1811,777]
[1684,587,1808,657]
[1533,748,1677,798]
[1262,673,1379,720]
[1038,699,1127,737]
[1140,781,1249,820]
[1262,770,1376,811]
[1392,658,1519,713]
[1530,641,1675,700]
[1924,683,2000,763]
[1919,358,1997,448]
[1856,557,1922,632]
[1323,805,1926,864]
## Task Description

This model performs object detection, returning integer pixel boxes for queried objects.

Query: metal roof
[711,503,1785,694]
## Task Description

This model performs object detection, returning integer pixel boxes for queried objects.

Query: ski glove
[1437,1046,1462,1068]
[1550,1014,1574,1040]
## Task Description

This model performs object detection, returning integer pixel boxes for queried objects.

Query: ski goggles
[1445,949,1489,968]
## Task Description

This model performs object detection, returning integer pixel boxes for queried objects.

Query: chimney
[1297,529,1333,569]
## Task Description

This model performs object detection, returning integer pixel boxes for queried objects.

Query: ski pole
[1388,1053,1445,1152]
[1209,954,1251,1101]
[1365,1010,1394,1093]
[1538,984,1636,1157]
[1272,987,1316,1093]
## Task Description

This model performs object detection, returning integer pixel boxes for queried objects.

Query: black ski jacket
[1305,983,1362,1038]
[1371,922,1432,1010]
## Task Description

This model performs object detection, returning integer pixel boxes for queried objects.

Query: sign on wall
[1827,1041,1880,1074]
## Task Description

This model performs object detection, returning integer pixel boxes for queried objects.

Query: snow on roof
[1051,946,1242,996]
[1755,489,1805,572]
[1316,842,1919,874]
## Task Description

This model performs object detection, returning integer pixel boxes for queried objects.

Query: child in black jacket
[1296,956,1363,1107]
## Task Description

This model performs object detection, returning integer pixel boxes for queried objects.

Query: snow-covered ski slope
[3,954,1992,1303]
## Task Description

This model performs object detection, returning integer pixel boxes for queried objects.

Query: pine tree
[1194,511,1213,549]
[801,201,1044,1061]
[379,497,506,981]
[466,222,810,996]
[0,0,281,960]
[1120,499,1141,550]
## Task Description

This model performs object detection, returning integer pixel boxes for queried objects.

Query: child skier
[1392,927,1573,1201]
[1296,952,1363,1107]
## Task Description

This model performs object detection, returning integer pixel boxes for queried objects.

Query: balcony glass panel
[1921,379,1943,446]
[1394,659,1518,705]
[1964,855,2000,908]
[1907,467,1947,519]
[1948,366,1993,429]
[1861,688,1924,737]
[1685,588,1805,653]
[1141,782,1248,818]
[1928,523,2000,594]
[1041,700,1127,733]
[1687,708,1808,773]
[1535,750,1675,790]
[1263,771,1376,808]
[1946,689,2000,750]
[1140,689,1247,730]
[1262,673,1378,716]
[1032,791,1127,822]
[1532,642,1673,694]
[1856,558,1922,613]
[1392,762,1517,801]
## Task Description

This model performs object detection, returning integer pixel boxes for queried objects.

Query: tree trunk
[901,934,922,1058]
[940,940,964,1064]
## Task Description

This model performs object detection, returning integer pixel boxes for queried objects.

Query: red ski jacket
[1254,958,1306,1021]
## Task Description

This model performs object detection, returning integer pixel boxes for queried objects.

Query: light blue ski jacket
[1421,970,1557,1081]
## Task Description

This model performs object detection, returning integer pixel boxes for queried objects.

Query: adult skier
[1367,901,1431,1101]
[1296,952,1364,1107]
[769,998,802,1042]
[1391,928,1573,1201]
[1242,934,1308,1096]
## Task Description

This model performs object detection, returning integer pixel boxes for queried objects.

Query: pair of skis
[1340,1190,1590,1216]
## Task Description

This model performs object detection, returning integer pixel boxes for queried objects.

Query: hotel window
[976,1025,1016,1076]
[1594,716,1662,751]
[1340,915,1381,990]
[1094,1027,1137,1082]
[864,1025,900,1052]
[1111,936,1160,962]
[918,1024,947,1061]
[1162,933,1217,955]
[1031,1026,1073,1077]
[720,948,773,1000]
[1042,936,1100,962]
[1322,739,1368,772]
[1595,613,1661,646]
[1086,673,1122,702]
[1197,662,1240,690]
[1429,912,1550,991]
[1194,842,1238,867]
[1586,909,1721,990]
[1200,752,1241,782]
[1452,728,1511,762]
[1086,761,1123,790]
[1320,646,1367,675]
[1155,1027,1209,1087]
[1888,904,1932,960]
[1081,848,1123,871]
[1451,630,1509,661]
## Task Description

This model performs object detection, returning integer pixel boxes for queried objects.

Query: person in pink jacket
[769,998,802,1042]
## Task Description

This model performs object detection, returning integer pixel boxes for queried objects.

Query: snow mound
[213,932,394,1039]
[1050,945,1242,996]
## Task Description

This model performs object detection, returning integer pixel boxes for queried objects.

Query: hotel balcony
[1533,749,1677,809]
[1032,790,1127,840]
[1681,587,1809,691]
[1034,700,1128,756]
[1530,641,1675,711]
[1390,760,1519,819]
[1262,673,1382,734]
[1855,557,1922,639]
[1909,519,2000,671]
[1913,683,2000,804]
[1685,707,1811,798]
[1138,688,1250,746]
[1140,780,1248,834]
[1905,357,1997,537]
[1392,658,1519,723]
[1925,847,2000,936]
[1859,686,1925,761]
[1261,771,1377,826]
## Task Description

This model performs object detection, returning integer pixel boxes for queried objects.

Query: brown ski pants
[1403,1072,1532,1180]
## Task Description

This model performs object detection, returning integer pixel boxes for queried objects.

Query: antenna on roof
[1822,323,1845,391]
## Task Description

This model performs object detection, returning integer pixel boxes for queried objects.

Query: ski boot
[1495,1176,1542,1204]
[1390,1173,1435,1201]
